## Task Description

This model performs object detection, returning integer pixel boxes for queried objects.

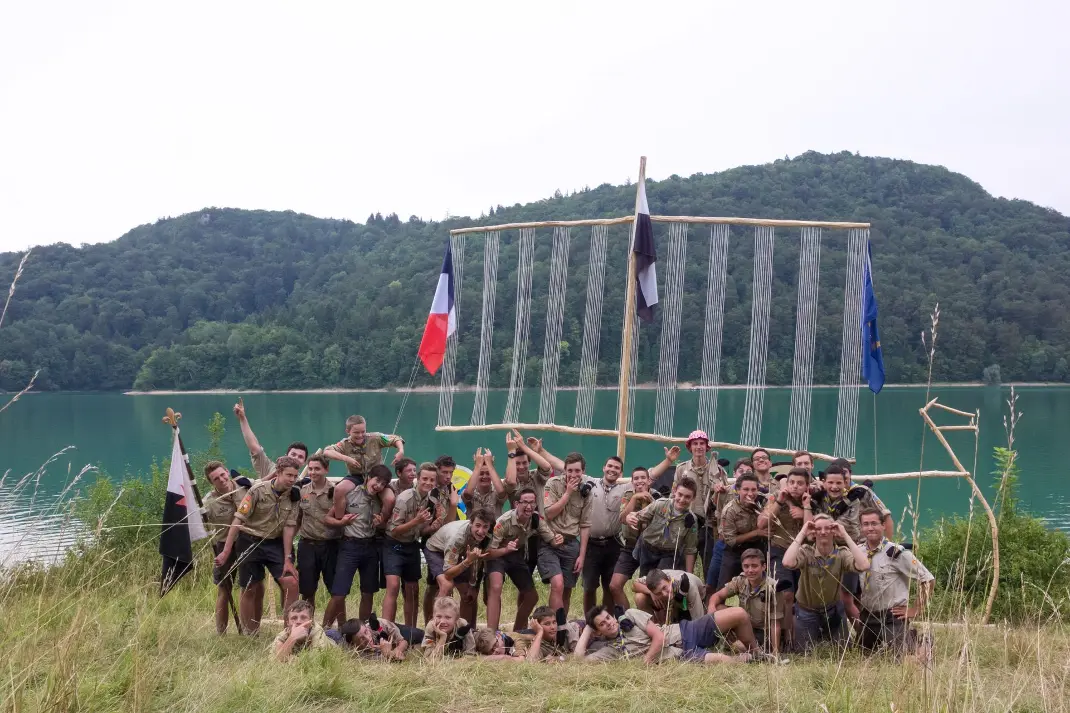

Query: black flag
[633,180,658,322]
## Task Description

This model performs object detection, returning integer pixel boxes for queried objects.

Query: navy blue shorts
[331,537,381,596]
[297,538,338,598]
[235,533,289,588]
[383,538,422,582]
[678,614,722,660]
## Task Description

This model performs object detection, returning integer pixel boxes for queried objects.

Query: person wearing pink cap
[672,430,729,584]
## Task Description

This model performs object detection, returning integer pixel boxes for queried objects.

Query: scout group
[201,402,935,664]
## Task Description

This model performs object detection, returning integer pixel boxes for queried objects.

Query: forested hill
[1,151,1069,392]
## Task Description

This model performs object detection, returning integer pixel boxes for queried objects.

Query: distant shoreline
[121,382,1064,396]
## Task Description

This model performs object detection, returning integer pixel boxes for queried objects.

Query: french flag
[634,180,658,322]
[418,241,456,374]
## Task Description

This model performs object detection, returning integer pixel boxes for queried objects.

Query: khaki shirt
[324,433,402,476]
[584,608,681,662]
[342,482,383,539]
[489,509,556,553]
[636,569,705,621]
[271,623,335,653]
[619,489,654,546]
[764,497,805,550]
[250,445,277,480]
[816,485,890,543]
[719,499,761,549]
[586,477,631,539]
[202,485,247,544]
[673,458,725,522]
[387,488,445,543]
[442,522,487,572]
[860,539,935,612]
[509,464,554,514]
[426,519,467,553]
[236,480,299,539]
[791,544,859,610]
[422,618,476,657]
[298,480,340,541]
[634,499,698,555]
[542,476,593,537]
[722,574,782,631]
[515,621,582,658]
[462,485,508,521]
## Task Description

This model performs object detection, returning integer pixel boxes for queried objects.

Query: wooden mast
[616,156,646,460]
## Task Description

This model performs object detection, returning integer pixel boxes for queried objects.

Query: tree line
[1,151,1068,392]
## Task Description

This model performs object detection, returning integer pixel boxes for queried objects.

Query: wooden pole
[448,215,872,236]
[451,217,635,235]
[615,156,646,461]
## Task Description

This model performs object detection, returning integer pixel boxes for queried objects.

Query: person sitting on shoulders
[322,414,405,483]
[273,600,335,661]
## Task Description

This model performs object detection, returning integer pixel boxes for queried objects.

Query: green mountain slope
[1,151,1068,392]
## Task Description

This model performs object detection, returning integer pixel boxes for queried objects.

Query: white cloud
[1,0,1067,251]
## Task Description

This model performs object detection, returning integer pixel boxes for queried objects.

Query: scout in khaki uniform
[323,414,405,481]
[422,454,461,625]
[626,476,700,574]
[520,605,583,661]
[608,457,677,609]
[461,448,509,520]
[486,488,561,631]
[273,600,335,661]
[759,468,811,646]
[392,457,417,493]
[717,473,767,590]
[783,514,870,652]
[541,453,594,617]
[232,399,307,480]
[749,448,781,500]
[504,430,557,574]
[214,455,302,635]
[337,614,414,660]
[322,465,392,627]
[385,463,445,627]
[673,431,729,575]
[632,568,705,624]
[201,460,248,634]
[858,508,935,659]
[422,597,477,658]
[294,454,342,625]
[428,509,494,624]
[812,464,892,619]
[582,455,631,616]
[708,548,784,654]
[576,607,754,664]
[708,459,754,589]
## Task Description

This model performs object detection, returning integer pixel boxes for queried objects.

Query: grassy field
[2,546,1068,713]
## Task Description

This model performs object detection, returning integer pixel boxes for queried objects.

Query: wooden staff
[163,407,239,627]
[615,156,646,461]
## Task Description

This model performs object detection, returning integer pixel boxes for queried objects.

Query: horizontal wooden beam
[649,215,871,229]
[449,217,634,235]
[448,215,871,236]
[436,423,850,464]
[937,425,978,432]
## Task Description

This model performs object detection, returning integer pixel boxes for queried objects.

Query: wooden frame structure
[440,157,873,462]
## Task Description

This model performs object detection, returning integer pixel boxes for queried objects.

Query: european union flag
[861,240,885,393]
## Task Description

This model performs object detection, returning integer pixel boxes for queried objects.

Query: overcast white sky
[1,0,1067,252]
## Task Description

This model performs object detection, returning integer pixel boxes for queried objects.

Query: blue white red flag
[417,241,456,374]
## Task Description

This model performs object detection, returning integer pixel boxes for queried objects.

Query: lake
[1,385,1067,564]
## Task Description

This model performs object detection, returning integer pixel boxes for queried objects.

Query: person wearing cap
[708,547,784,655]
[673,430,728,575]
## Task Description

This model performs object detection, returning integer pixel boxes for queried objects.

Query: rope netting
[574,225,608,429]
[436,235,465,427]
[503,228,535,424]
[654,223,688,436]
[470,231,500,426]
[740,226,775,447]
[696,224,729,436]
[786,227,822,450]
[834,227,869,459]
[538,227,571,424]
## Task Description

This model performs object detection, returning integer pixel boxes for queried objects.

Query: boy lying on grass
[421,597,524,660]
[273,600,335,661]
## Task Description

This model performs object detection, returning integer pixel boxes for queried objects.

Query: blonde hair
[473,628,498,655]
[812,513,834,525]
[432,596,459,616]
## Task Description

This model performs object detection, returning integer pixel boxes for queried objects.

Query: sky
[1,0,1067,253]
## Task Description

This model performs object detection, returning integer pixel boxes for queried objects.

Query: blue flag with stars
[862,240,885,393]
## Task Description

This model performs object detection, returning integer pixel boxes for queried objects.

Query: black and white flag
[633,180,658,322]
[159,429,208,595]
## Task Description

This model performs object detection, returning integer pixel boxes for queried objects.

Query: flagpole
[615,156,647,461]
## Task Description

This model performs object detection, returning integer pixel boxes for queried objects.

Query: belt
[558,535,578,543]
[796,601,840,614]
[589,536,618,543]
[344,536,377,542]
[300,538,337,544]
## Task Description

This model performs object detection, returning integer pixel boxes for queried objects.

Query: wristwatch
[507,453,517,459]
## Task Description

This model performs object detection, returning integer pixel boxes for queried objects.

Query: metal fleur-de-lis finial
[162,407,182,427]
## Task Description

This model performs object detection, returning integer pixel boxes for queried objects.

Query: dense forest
[1,151,1068,392]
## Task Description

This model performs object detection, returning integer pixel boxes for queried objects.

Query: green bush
[917,447,1070,622]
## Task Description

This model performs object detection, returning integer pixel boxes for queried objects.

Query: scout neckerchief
[864,537,888,588]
